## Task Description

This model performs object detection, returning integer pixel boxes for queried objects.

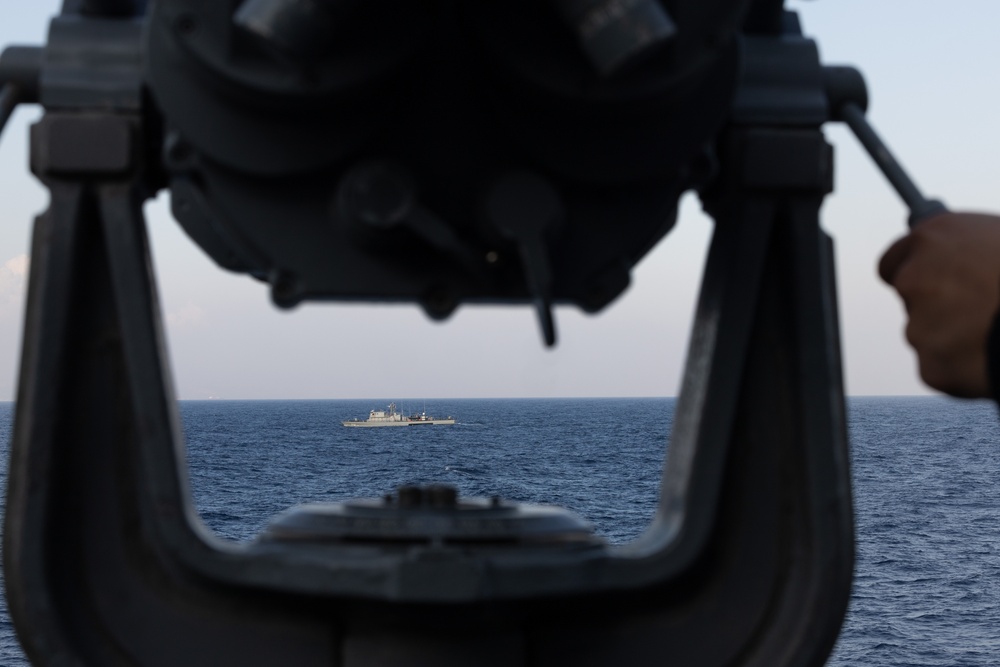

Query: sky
[1,1,999,400]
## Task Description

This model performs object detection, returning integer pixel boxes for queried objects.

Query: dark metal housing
[1,1,864,664]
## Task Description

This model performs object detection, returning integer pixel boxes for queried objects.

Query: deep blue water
[0,396,998,665]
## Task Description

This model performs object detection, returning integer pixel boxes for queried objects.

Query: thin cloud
[0,254,29,313]
[165,303,205,331]
[4,255,27,277]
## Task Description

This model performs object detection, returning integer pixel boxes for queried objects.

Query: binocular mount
[0,1,946,664]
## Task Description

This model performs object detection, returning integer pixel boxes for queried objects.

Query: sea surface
[0,396,998,665]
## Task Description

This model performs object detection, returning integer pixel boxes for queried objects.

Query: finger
[878,233,914,285]
[918,352,991,399]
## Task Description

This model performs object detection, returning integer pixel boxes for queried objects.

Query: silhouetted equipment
[549,0,679,75]
[0,0,940,664]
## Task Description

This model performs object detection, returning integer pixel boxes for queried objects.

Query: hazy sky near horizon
[2,1,999,400]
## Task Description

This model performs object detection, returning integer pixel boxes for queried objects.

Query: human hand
[878,212,1000,398]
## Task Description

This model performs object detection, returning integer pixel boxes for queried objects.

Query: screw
[270,271,301,307]
[339,161,415,230]
[163,133,197,172]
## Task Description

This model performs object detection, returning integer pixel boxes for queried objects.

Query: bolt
[270,270,301,307]
[339,161,415,229]
[163,133,197,172]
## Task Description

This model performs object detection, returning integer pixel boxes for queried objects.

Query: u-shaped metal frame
[4,103,853,664]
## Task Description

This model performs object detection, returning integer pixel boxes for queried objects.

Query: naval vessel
[343,403,456,427]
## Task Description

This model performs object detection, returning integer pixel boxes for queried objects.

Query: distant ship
[342,403,456,427]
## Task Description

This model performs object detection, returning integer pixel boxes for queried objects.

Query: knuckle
[918,359,951,393]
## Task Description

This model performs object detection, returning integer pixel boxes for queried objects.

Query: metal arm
[824,66,948,227]
[840,103,948,227]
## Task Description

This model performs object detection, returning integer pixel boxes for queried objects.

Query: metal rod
[535,297,556,348]
[841,102,948,227]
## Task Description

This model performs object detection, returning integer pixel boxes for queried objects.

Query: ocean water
[0,396,997,665]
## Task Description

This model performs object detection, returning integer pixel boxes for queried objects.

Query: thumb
[878,234,914,285]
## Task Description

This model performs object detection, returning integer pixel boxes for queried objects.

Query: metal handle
[0,84,18,139]
[0,45,43,140]
[840,102,948,228]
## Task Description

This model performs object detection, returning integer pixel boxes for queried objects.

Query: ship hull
[342,419,456,427]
